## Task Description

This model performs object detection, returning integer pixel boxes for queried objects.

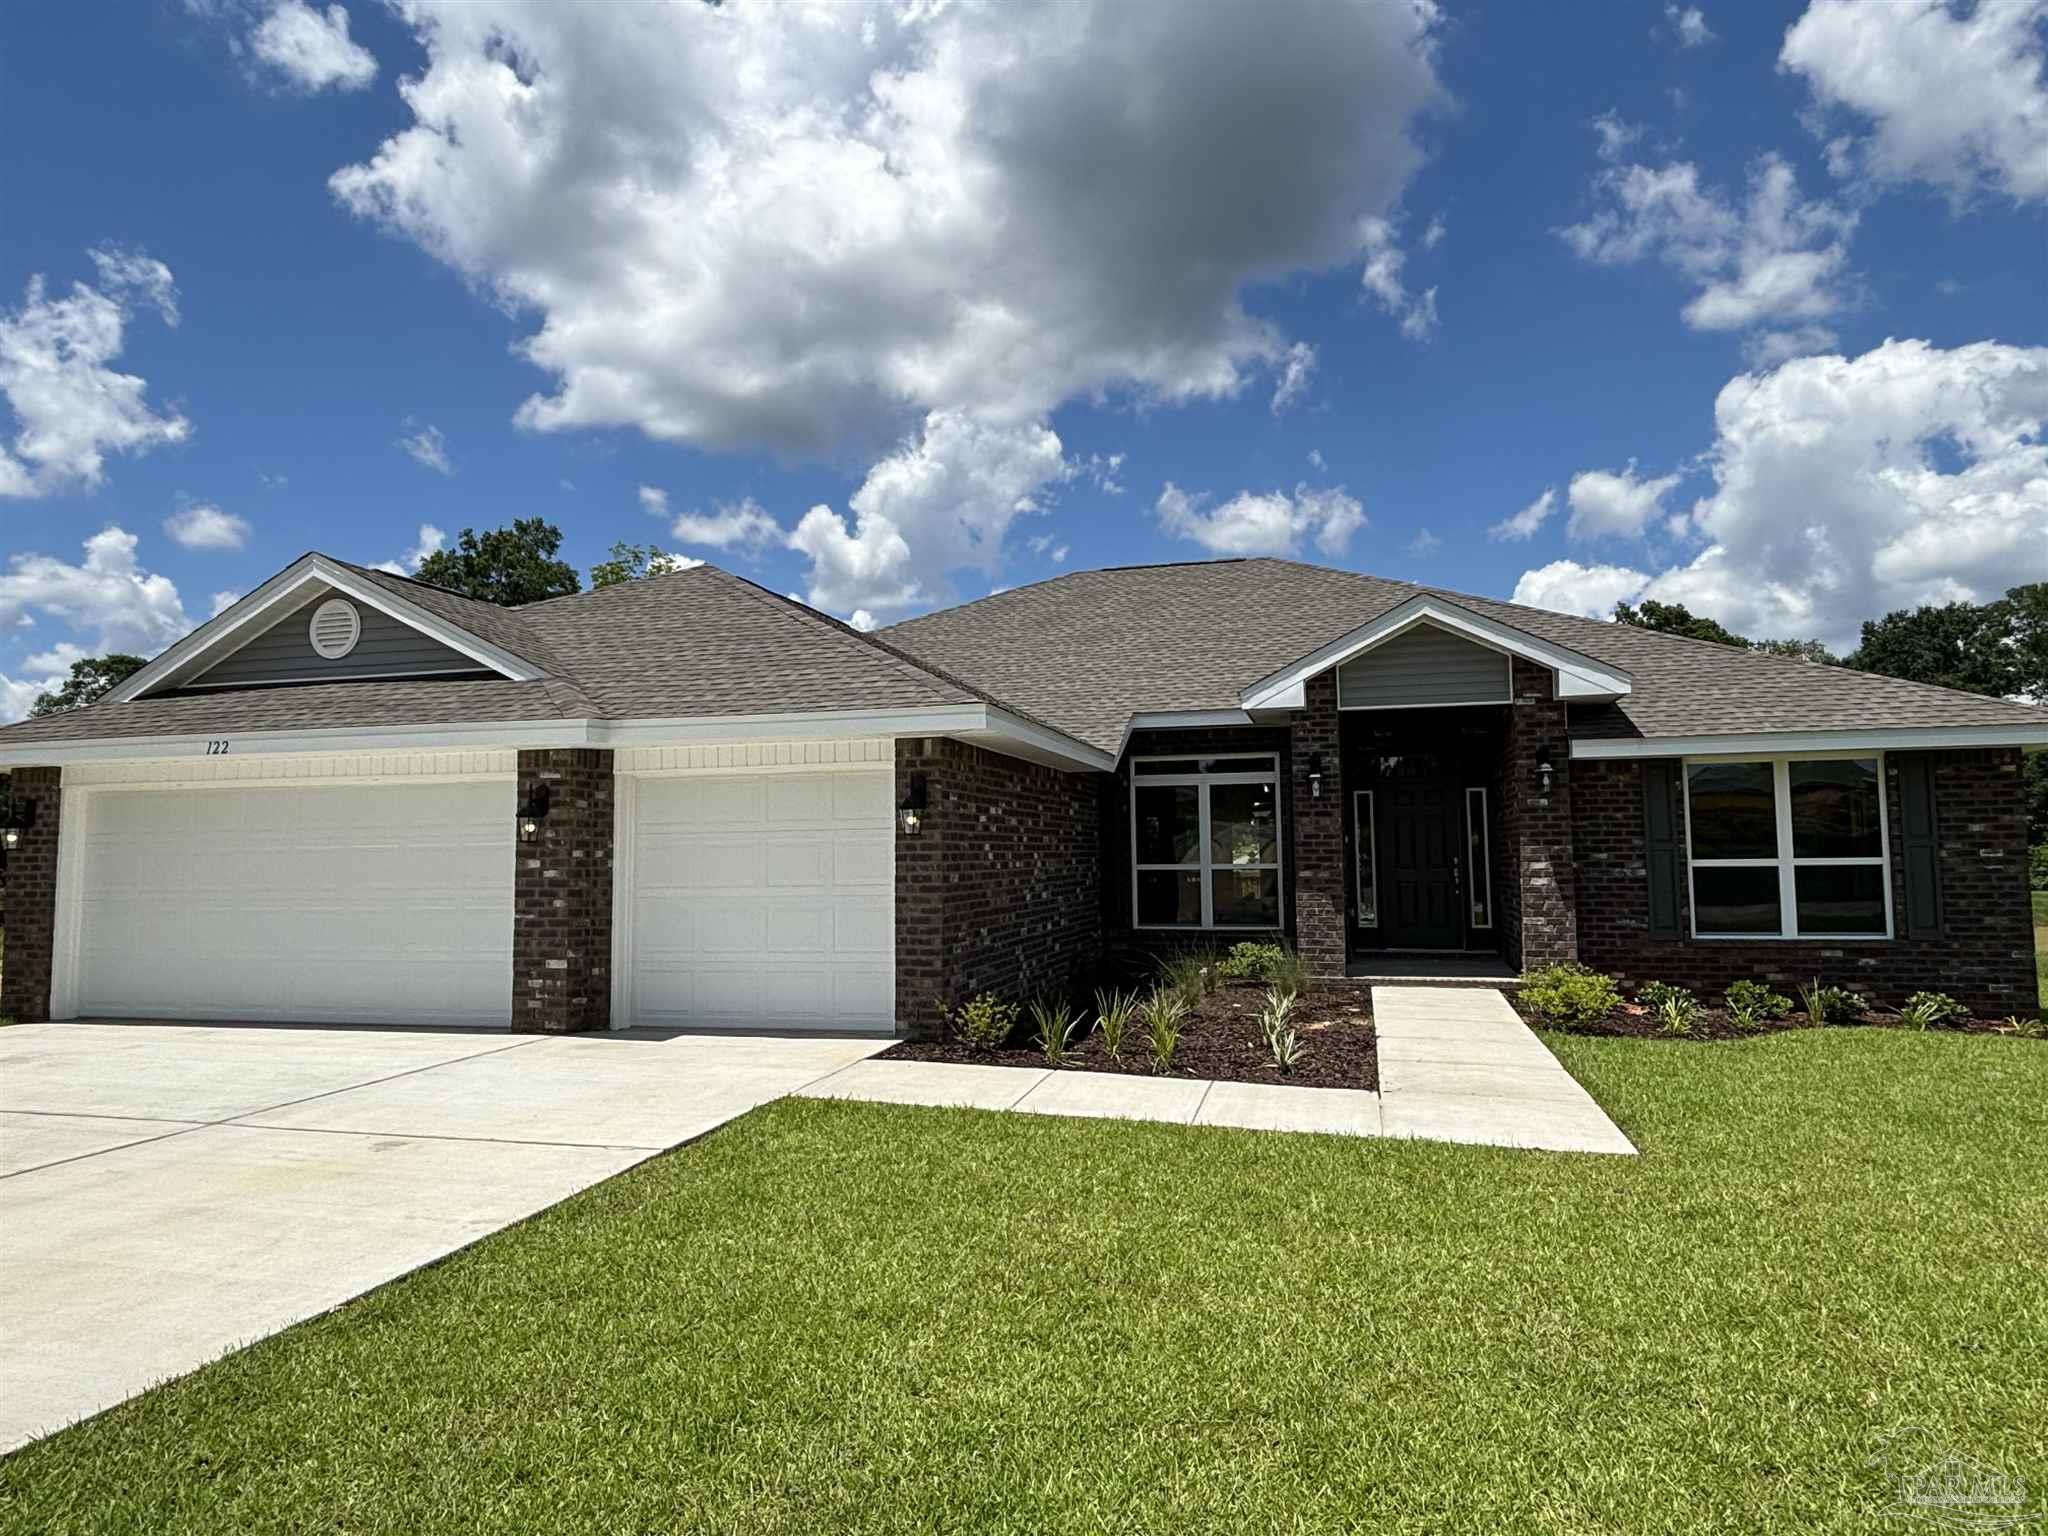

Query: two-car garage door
[58,760,893,1032]
[69,777,513,1028]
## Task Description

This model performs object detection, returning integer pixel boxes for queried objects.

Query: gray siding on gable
[1335,623,1511,709]
[181,593,486,689]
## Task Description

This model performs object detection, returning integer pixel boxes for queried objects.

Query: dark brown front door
[1381,781,1462,948]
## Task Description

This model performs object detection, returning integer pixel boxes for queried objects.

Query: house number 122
[205,739,231,755]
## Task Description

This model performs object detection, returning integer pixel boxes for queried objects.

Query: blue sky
[1,0,2043,716]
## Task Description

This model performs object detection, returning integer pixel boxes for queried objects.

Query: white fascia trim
[1237,595,1633,710]
[106,555,547,703]
[1570,722,2048,760]
[0,702,1115,772]
[1112,709,1256,762]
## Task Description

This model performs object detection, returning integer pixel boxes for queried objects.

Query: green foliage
[2030,843,2048,892]
[1141,989,1185,1073]
[28,653,146,717]
[1216,942,1285,980]
[949,992,1017,1052]
[1639,982,1699,1036]
[413,517,581,605]
[1749,637,1838,664]
[1092,988,1138,1061]
[1613,599,1748,649]
[1519,963,1622,1029]
[1899,991,1968,1031]
[1156,949,1219,1008]
[1796,980,1865,1027]
[2003,1013,2046,1039]
[589,541,698,589]
[1264,944,1312,993]
[1725,979,1793,1033]
[1027,997,1079,1065]
[1256,985,1309,1073]
[1847,592,2028,701]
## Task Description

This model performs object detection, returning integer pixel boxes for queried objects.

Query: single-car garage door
[67,778,513,1028]
[620,767,893,1031]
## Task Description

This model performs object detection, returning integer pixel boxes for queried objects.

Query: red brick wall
[1,766,61,1023]
[895,737,1103,1038]
[513,748,613,1034]
[1503,658,1576,970]
[1573,747,2036,1015]
[1290,672,1348,975]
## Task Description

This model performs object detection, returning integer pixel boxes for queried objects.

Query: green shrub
[1725,979,1793,1032]
[1156,950,1218,1007]
[1797,980,1866,1027]
[1899,991,1967,1030]
[1264,944,1313,993]
[1217,942,1285,980]
[1093,987,1139,1060]
[1639,982,1699,1035]
[1142,989,1186,1073]
[1519,963,1622,1029]
[951,992,1018,1052]
[2030,842,2048,891]
[1028,997,1079,1064]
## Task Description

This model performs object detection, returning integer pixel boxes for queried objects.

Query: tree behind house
[589,542,699,589]
[30,654,147,717]
[413,518,580,605]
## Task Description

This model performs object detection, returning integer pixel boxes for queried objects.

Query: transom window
[1683,755,1891,939]
[1131,754,1283,929]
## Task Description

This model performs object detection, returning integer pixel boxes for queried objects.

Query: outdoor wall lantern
[897,773,929,836]
[1307,752,1325,800]
[517,782,552,842]
[1535,746,1556,797]
[0,797,36,869]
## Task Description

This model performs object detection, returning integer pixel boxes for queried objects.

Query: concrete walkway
[800,985,1633,1156]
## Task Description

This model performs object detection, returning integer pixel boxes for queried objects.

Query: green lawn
[4,1034,2046,1535]
[2035,890,2047,1010]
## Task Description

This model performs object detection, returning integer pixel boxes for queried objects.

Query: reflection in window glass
[1794,864,1887,935]
[1131,755,1283,929]
[1133,785,1199,865]
[1686,761,1778,860]
[1209,781,1277,865]
[1212,868,1280,926]
[1354,791,1377,927]
[1789,759,1882,858]
[1136,869,1203,927]
[1693,865,1783,935]
[1466,786,1492,929]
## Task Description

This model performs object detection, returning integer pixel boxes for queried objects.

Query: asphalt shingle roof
[4,553,2041,754]
[880,558,2048,753]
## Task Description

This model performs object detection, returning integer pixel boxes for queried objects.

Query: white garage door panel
[73,780,513,1028]
[627,768,893,1031]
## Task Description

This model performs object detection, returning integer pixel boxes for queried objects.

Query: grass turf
[2034,889,2047,1010]
[3,1032,2045,1535]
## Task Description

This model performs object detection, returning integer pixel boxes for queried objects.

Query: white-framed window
[1465,786,1493,930]
[1683,753,1892,940]
[1131,754,1283,929]
[1352,789,1377,928]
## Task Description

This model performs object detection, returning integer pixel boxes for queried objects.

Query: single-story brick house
[1,553,2041,1032]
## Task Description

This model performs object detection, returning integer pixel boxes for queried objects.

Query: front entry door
[1380,781,1463,948]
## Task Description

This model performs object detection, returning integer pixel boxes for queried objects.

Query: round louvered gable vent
[308,598,362,660]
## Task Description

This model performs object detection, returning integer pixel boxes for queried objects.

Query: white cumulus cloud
[1358,216,1439,340]
[0,248,189,497]
[658,490,781,551]
[164,502,251,550]
[372,522,447,576]
[1666,5,1715,47]
[398,420,453,475]
[1782,0,2048,205]
[1567,463,1683,540]
[249,1,378,93]
[1515,339,2048,650]
[1561,151,1857,341]
[1510,559,1653,620]
[326,0,1443,616]
[1155,481,1365,558]
[0,528,193,660]
[1270,342,1317,415]
[1490,487,1557,542]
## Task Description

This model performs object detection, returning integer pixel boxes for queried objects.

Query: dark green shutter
[1642,760,1683,940]
[1897,756,1943,939]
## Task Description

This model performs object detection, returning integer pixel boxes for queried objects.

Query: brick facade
[1501,658,1576,971]
[512,748,614,1034]
[1,765,61,1023]
[1574,747,2036,1015]
[1290,671,1348,975]
[895,737,1103,1038]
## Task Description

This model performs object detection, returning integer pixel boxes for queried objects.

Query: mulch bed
[1510,996,2041,1043]
[881,982,1377,1090]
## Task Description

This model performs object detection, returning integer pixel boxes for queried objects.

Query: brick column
[1502,658,1577,971]
[512,748,614,1033]
[2,766,61,1023]
[894,739,948,1037]
[1289,670,1347,976]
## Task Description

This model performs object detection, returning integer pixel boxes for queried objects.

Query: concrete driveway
[0,1020,887,1451]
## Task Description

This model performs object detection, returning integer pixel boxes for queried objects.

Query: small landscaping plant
[1255,986,1297,1052]
[1898,990,1968,1031]
[1639,982,1700,1036]
[1725,979,1793,1032]
[1520,963,1622,1029]
[1028,997,1079,1065]
[2002,1013,2046,1039]
[1797,979,1866,1027]
[1217,942,1286,980]
[950,992,1018,1053]
[1157,950,1220,1008]
[1258,985,1310,1073]
[1142,988,1186,1074]
[1093,987,1139,1061]
[1265,944,1313,994]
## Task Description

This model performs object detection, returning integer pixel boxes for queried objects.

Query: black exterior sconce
[1307,751,1325,800]
[0,796,36,864]
[897,772,929,835]
[1535,746,1556,797]
[517,781,552,842]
